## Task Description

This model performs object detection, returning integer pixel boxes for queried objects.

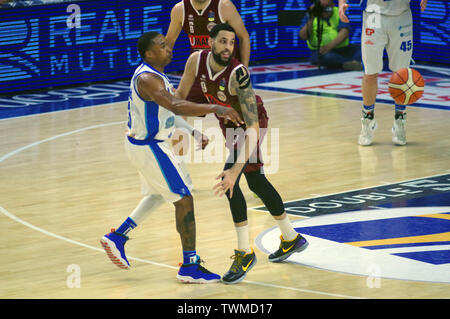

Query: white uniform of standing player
[125,62,193,203]
[361,0,413,75]
[339,0,427,146]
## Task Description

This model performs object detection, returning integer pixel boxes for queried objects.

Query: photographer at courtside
[299,0,362,70]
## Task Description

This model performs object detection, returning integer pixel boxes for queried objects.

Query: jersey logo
[165,116,175,129]
[208,10,215,22]
[207,22,217,31]
[217,91,227,102]
[188,35,210,49]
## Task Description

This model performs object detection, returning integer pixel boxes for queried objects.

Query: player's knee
[245,172,284,217]
[173,194,194,211]
[363,73,378,83]
[143,194,164,206]
[174,196,195,233]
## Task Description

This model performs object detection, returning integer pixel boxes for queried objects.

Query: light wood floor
[0,89,449,299]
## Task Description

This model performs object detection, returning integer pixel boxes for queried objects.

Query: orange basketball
[388,68,425,105]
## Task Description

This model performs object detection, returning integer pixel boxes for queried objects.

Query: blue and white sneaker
[100,229,130,270]
[177,258,221,283]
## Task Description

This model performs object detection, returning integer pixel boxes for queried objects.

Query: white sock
[235,225,252,254]
[276,215,298,241]
[129,194,164,224]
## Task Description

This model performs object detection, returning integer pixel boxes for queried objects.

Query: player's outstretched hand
[212,105,244,127]
[192,129,209,150]
[214,169,238,198]
[338,1,350,23]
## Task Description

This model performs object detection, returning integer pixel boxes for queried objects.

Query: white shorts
[124,137,193,203]
[361,9,413,75]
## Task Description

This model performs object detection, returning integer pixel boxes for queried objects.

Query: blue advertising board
[0,0,449,95]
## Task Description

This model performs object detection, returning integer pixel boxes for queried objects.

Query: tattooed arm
[214,65,260,198]
[136,72,243,125]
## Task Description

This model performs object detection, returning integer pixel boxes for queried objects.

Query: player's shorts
[125,136,193,203]
[361,9,413,75]
[218,95,268,173]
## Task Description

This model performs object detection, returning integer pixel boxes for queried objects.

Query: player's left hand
[213,169,238,198]
[193,130,209,150]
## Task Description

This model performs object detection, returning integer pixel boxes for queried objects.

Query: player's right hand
[338,2,349,23]
[213,105,244,126]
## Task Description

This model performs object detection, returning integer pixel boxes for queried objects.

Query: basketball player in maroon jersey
[166,0,250,106]
[175,23,309,284]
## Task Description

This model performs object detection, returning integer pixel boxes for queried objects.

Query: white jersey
[127,63,176,142]
[125,62,193,203]
[361,0,410,16]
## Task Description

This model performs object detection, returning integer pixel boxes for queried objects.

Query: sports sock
[235,224,251,254]
[276,215,298,241]
[116,217,137,235]
[363,104,374,119]
[129,194,164,224]
[395,104,406,119]
[116,195,164,236]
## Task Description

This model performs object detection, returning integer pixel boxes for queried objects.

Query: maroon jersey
[195,49,268,158]
[181,0,241,61]
[196,49,243,121]
[182,0,224,53]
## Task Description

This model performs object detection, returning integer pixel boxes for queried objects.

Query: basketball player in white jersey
[339,0,427,146]
[100,31,243,283]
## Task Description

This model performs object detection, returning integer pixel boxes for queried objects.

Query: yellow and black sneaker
[222,249,257,284]
[268,233,308,262]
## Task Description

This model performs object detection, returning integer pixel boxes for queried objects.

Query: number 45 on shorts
[400,40,412,52]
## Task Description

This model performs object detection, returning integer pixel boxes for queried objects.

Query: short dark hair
[137,31,160,59]
[209,23,236,39]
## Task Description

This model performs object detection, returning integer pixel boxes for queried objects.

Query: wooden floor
[1,88,449,299]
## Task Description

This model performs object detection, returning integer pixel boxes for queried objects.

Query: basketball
[388,68,425,105]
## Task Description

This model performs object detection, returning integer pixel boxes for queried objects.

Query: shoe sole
[268,240,309,263]
[100,237,130,270]
[392,128,406,145]
[392,138,406,146]
[176,275,221,284]
[221,256,257,285]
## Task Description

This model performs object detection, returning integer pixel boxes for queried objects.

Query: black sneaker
[222,249,257,284]
[268,234,308,262]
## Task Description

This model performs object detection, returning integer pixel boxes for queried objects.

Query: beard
[211,47,232,67]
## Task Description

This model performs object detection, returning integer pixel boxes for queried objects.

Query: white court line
[0,206,177,270]
[0,121,364,299]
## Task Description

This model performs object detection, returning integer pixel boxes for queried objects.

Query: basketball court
[1,62,449,301]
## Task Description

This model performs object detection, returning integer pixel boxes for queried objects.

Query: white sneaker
[392,115,407,146]
[358,117,377,146]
